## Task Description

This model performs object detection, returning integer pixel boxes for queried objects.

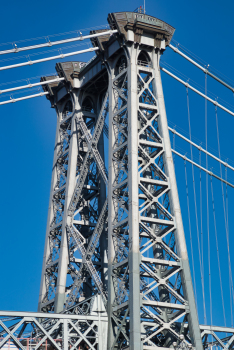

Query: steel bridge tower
[38,11,203,350]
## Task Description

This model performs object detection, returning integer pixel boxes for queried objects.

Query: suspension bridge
[0,8,234,350]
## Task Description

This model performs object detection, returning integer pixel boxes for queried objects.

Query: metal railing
[137,60,152,68]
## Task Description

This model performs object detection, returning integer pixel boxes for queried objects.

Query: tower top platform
[41,11,175,107]
[107,11,175,46]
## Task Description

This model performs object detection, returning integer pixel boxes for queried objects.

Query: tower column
[54,93,80,313]
[107,63,116,350]
[38,11,204,350]
[97,95,108,290]
[152,51,203,350]
[38,106,62,312]
[127,45,142,350]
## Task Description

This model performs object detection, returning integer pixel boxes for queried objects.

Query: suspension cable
[205,74,213,327]
[225,166,233,327]
[171,150,234,188]
[0,47,99,71]
[168,120,234,165]
[210,175,226,325]
[171,39,234,86]
[161,67,234,117]
[0,91,49,105]
[0,30,117,56]
[162,61,234,110]
[168,127,234,172]
[0,77,64,94]
[186,87,207,322]
[215,107,233,326]
[199,148,206,323]
[215,105,234,327]
[0,41,89,64]
[169,44,234,92]
[173,127,176,165]
[0,24,109,47]
[0,86,44,99]
[0,72,57,86]
[184,159,198,307]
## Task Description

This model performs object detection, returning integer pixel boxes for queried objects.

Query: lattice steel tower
[38,11,203,350]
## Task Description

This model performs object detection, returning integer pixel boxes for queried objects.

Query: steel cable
[0,24,109,47]
[184,159,198,307]
[173,127,176,165]
[161,62,234,112]
[0,72,57,87]
[205,73,213,327]
[215,106,234,327]
[210,175,226,326]
[0,86,43,99]
[170,39,234,88]
[0,47,98,71]
[199,149,206,323]
[186,87,207,323]
[169,44,234,92]
[225,167,233,326]
[168,120,234,167]
[0,41,89,63]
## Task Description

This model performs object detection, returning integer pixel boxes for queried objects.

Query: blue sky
[0,0,234,330]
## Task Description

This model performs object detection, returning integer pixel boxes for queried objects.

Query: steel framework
[103,13,201,350]
[1,310,234,350]
[1,10,233,350]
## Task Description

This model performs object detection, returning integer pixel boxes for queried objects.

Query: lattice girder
[38,87,109,321]
[105,42,202,350]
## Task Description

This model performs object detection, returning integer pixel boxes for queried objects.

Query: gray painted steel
[15,10,230,350]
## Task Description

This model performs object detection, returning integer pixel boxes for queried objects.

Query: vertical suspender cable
[173,128,176,165]
[184,159,198,307]
[205,73,212,326]
[186,87,206,323]
[210,175,226,325]
[225,166,233,327]
[199,148,206,324]
[215,106,234,326]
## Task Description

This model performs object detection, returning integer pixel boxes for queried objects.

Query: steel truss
[104,44,201,349]
[38,73,109,322]
[0,305,107,350]
[1,310,234,350]
[12,10,233,350]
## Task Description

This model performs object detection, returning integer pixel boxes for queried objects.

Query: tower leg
[38,106,62,312]
[128,46,142,350]
[54,100,79,313]
[105,37,203,349]
[152,51,203,350]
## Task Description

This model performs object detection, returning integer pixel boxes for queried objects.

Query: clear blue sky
[0,0,234,330]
